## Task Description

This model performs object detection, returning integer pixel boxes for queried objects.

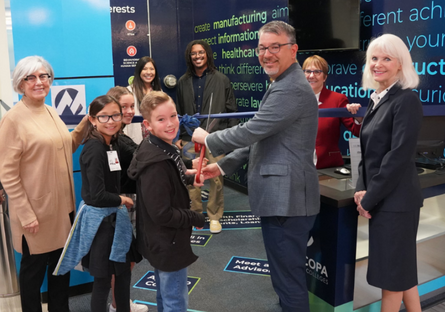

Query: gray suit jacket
[206,63,320,217]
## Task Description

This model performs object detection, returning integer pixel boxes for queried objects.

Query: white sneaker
[109,300,148,312]
[130,300,149,312]
[210,220,222,234]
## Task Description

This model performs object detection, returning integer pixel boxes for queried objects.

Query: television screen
[288,0,360,52]
[416,116,445,169]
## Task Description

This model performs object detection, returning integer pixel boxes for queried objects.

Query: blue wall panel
[10,0,113,77]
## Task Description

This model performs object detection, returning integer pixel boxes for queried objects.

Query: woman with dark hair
[0,55,88,312]
[126,57,162,143]
[354,34,423,312]
[302,55,362,169]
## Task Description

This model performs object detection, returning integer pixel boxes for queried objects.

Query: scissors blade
[207,118,219,132]
[205,93,213,131]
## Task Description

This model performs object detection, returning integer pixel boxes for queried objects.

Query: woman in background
[302,55,362,169]
[354,34,423,312]
[0,56,88,312]
[126,57,162,142]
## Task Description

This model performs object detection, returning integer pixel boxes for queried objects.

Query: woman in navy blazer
[354,34,423,312]
[302,55,362,169]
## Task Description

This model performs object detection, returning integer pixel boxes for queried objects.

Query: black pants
[20,236,70,312]
[91,267,131,312]
[261,215,316,312]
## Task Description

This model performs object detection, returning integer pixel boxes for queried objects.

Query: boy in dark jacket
[128,91,205,312]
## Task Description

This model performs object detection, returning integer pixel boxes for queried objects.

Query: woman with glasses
[0,55,88,312]
[302,55,362,169]
[126,57,162,143]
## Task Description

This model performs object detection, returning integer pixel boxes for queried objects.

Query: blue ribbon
[60,105,445,124]
[174,114,200,142]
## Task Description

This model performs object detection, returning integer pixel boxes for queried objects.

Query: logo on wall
[127,46,137,57]
[126,20,136,31]
[51,85,86,115]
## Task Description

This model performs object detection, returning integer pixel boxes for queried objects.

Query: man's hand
[202,163,221,180]
[192,127,209,145]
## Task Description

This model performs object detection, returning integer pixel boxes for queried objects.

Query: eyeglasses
[24,73,51,83]
[93,113,123,123]
[190,50,206,57]
[303,70,323,76]
[255,43,293,56]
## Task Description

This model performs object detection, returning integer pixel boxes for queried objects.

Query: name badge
[107,150,121,171]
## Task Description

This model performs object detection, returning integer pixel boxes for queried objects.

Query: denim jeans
[154,267,188,312]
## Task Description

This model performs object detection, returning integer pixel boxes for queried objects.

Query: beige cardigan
[0,101,87,254]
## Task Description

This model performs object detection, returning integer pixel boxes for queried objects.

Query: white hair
[12,56,54,94]
[362,34,419,90]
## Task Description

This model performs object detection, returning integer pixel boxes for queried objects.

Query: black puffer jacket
[128,135,205,272]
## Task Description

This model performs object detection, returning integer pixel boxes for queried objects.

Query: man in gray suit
[193,21,320,311]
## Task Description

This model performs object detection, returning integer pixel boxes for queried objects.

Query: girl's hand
[192,157,208,169]
[193,174,204,187]
[120,195,134,209]
[186,169,197,175]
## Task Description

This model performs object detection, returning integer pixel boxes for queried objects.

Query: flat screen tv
[288,0,360,52]
[415,116,445,169]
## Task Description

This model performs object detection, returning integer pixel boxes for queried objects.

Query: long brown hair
[131,57,162,104]
[83,95,122,144]
[106,86,133,132]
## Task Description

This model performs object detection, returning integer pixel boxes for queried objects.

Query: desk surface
[318,168,445,208]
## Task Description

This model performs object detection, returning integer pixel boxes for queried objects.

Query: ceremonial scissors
[195,93,215,183]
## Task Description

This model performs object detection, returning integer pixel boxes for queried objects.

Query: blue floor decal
[133,300,206,312]
[134,271,200,294]
[190,233,212,246]
[196,210,261,231]
[224,256,270,276]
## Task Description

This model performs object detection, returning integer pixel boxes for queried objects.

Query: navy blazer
[356,84,423,212]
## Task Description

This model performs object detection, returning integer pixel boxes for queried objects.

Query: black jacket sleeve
[141,160,205,228]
